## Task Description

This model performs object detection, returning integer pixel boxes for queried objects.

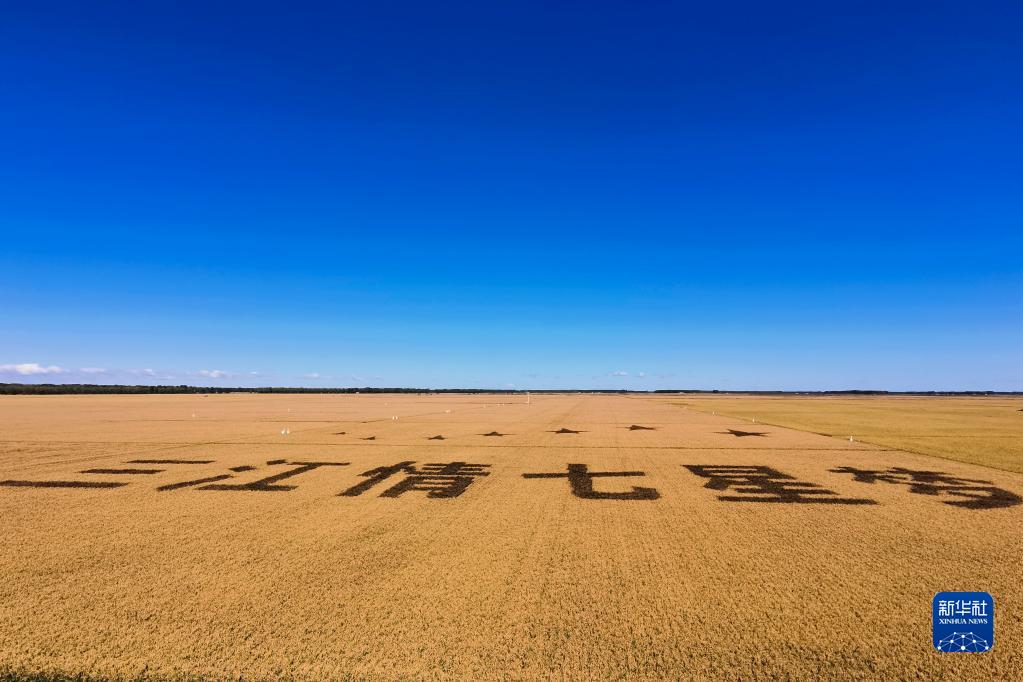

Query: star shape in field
[627,424,656,430]
[549,427,584,434]
[480,431,507,437]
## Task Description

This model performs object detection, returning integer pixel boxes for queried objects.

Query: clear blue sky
[2,2,1021,390]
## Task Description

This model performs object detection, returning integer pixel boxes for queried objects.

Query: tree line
[0,384,1016,396]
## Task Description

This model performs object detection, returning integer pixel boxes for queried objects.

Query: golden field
[1,393,1022,680]
[661,394,1023,474]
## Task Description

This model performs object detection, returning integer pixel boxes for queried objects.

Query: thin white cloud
[79,367,107,374]
[304,372,322,380]
[612,370,629,377]
[132,368,178,380]
[637,372,647,378]
[0,363,67,376]
[197,369,230,379]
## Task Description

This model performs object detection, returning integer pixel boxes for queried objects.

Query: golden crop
[664,394,1023,473]
[2,394,1021,680]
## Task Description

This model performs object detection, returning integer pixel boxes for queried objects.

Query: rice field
[1,393,1021,680]
[661,394,1023,473]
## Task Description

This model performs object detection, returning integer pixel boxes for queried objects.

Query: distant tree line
[0,384,1018,396]
[651,389,1018,396]
[0,384,619,396]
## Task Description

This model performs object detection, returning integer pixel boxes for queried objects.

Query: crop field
[659,394,1023,474]
[1,393,1022,680]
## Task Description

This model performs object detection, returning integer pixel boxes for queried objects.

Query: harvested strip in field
[0,479,127,488]
[127,459,215,464]
[79,468,162,475]
[156,474,232,491]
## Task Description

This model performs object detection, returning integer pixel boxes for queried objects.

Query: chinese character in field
[0,458,217,491]
[165,460,349,492]
[522,463,660,500]
[830,466,1021,510]
[683,465,875,505]
[340,461,490,498]
[0,478,128,490]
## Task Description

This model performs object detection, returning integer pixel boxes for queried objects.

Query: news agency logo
[933,592,994,653]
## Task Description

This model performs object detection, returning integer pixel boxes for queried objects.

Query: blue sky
[2,1,1021,390]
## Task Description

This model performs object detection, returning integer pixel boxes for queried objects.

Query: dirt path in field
[1,394,1021,680]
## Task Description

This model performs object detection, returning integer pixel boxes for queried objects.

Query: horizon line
[1,383,1020,396]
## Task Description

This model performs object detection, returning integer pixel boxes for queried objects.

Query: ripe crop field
[659,395,1023,474]
[2,393,1022,680]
